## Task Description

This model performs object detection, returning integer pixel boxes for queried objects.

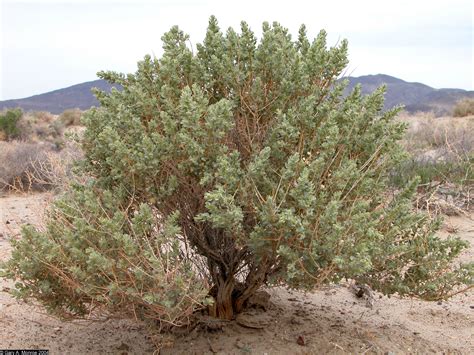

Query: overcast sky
[0,0,472,100]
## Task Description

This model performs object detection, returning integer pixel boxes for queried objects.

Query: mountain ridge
[0,80,116,114]
[344,74,474,115]
[1,74,472,115]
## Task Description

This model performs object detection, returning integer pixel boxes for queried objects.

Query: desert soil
[0,192,473,354]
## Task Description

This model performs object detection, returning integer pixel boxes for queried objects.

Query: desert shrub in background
[453,98,474,117]
[59,108,82,126]
[32,142,84,190]
[2,17,472,331]
[31,111,55,124]
[15,111,65,147]
[0,108,22,140]
[0,141,52,191]
[0,140,81,192]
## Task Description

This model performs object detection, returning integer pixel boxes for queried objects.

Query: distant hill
[345,74,474,116]
[1,74,472,115]
[0,80,116,114]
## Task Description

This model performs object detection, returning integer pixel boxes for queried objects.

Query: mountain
[1,74,472,115]
[0,80,117,114]
[345,74,474,115]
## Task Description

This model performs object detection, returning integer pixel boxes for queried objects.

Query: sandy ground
[0,192,473,354]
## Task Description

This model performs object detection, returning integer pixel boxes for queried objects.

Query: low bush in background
[59,108,82,126]
[0,141,82,192]
[17,111,64,146]
[0,141,52,191]
[0,106,85,192]
[453,98,474,117]
[0,108,23,140]
[0,108,83,147]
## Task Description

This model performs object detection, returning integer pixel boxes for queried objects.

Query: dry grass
[393,112,474,214]
[398,112,474,157]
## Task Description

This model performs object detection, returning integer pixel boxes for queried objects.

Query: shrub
[2,17,472,328]
[0,141,52,191]
[59,108,82,126]
[453,98,474,117]
[0,108,22,140]
[0,139,82,192]
[31,111,55,124]
[13,111,66,147]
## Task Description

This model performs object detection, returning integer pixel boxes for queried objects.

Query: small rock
[234,339,248,350]
[236,313,269,329]
[290,316,303,325]
[297,335,306,346]
[247,290,271,310]
[469,305,474,309]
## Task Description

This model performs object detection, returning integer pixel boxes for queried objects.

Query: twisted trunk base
[208,280,266,320]
[208,279,235,320]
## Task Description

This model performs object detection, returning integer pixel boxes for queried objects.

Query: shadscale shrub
[2,17,472,329]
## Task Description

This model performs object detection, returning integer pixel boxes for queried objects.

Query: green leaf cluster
[2,186,208,325]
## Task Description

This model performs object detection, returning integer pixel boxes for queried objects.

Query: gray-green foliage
[2,17,472,323]
[0,108,22,140]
